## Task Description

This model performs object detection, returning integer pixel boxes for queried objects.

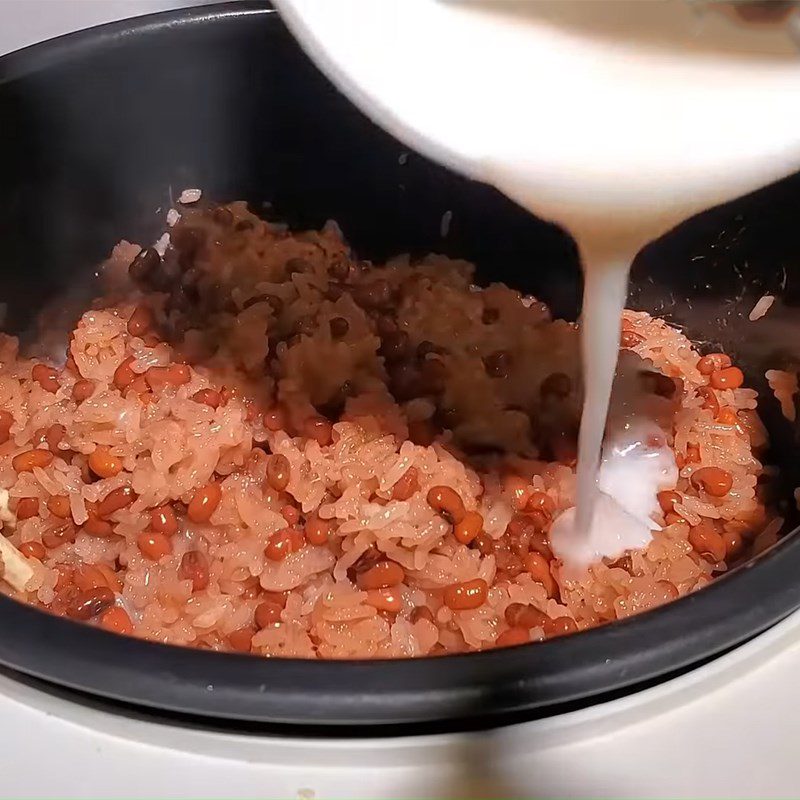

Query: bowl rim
[1,0,799,729]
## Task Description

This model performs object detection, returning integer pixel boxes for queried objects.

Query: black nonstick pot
[2,1,800,731]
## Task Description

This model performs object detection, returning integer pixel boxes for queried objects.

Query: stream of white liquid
[552,246,679,571]
[482,159,697,570]
[546,236,675,571]
[477,165,712,570]
[574,256,632,537]
[544,237,681,571]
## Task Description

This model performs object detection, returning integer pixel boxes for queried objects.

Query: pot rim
[0,1,798,729]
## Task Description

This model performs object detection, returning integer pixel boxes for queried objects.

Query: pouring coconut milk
[276,0,800,571]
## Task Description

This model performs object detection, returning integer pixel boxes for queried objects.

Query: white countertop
[2,609,799,799]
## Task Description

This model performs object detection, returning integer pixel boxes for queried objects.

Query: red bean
[502,475,532,512]
[100,606,133,635]
[525,492,555,517]
[529,530,554,560]
[329,317,350,339]
[263,406,287,431]
[243,402,261,424]
[505,603,549,629]
[505,513,533,542]
[472,531,495,556]
[526,509,551,533]
[113,356,137,390]
[66,587,115,620]
[495,627,530,647]
[266,454,291,492]
[391,467,419,501]
[303,416,332,446]
[357,561,405,590]
[262,590,289,608]
[127,305,152,337]
[0,410,12,444]
[657,490,681,514]
[45,424,66,454]
[192,388,221,409]
[82,503,115,538]
[484,350,511,378]
[29,427,47,450]
[697,353,731,376]
[137,532,172,560]
[178,550,210,592]
[19,541,46,560]
[523,552,556,597]
[32,364,59,393]
[444,579,488,611]
[454,510,483,545]
[145,364,191,390]
[723,528,744,559]
[710,366,744,391]
[187,483,221,523]
[264,528,305,561]
[495,547,525,581]
[426,485,466,524]
[354,278,392,310]
[543,616,578,638]
[97,486,136,518]
[379,331,409,366]
[88,446,123,479]
[689,520,726,561]
[150,505,178,535]
[13,449,53,473]
[16,497,39,520]
[304,513,332,546]
[691,467,733,497]
[364,588,403,613]
[46,495,71,519]
[54,564,74,591]
[71,379,95,403]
